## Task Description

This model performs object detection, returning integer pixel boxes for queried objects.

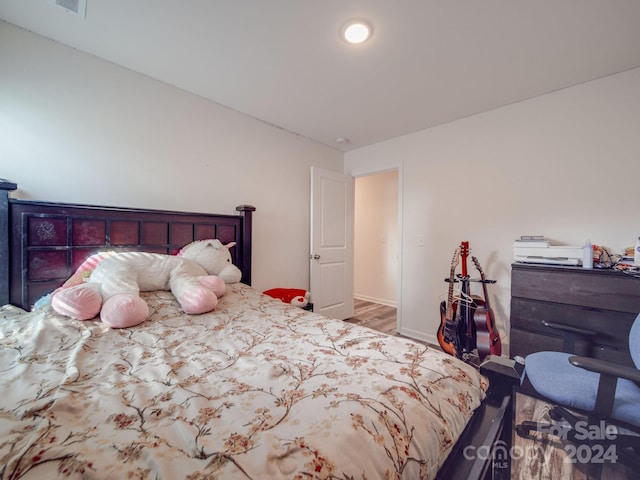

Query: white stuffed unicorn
[51,239,241,328]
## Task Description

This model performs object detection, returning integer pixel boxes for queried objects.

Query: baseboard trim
[354,294,397,308]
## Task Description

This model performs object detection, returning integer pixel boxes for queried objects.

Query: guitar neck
[481,279,491,310]
[460,241,469,277]
[472,255,491,309]
[445,248,459,320]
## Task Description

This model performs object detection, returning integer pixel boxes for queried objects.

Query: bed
[0,180,511,480]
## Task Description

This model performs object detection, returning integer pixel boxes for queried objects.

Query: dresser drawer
[510,297,634,350]
[511,266,640,314]
[510,326,634,366]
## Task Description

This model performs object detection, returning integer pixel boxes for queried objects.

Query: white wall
[345,67,640,350]
[0,21,344,292]
[354,170,398,306]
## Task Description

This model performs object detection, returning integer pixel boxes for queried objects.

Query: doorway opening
[351,169,399,333]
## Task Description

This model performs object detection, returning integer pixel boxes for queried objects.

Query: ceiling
[2,0,640,152]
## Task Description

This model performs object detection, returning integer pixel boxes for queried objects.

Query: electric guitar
[437,247,460,356]
[471,256,502,360]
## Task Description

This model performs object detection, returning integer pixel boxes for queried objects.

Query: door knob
[312,254,321,260]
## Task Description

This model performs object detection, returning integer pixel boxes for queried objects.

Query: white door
[310,166,354,319]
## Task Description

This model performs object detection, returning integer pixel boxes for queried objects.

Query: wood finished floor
[344,298,396,335]
[512,391,634,480]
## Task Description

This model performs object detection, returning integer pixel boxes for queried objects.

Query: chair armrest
[542,320,597,336]
[568,355,640,416]
[542,321,596,353]
[569,355,640,383]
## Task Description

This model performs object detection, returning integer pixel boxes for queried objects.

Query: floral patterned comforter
[0,284,487,479]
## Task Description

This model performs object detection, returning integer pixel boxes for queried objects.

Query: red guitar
[437,248,460,356]
[471,256,502,360]
[458,241,478,355]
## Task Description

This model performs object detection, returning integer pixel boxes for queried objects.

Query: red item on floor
[263,288,309,307]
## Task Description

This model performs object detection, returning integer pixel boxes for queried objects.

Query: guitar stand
[443,276,497,284]
[442,274,497,364]
[439,243,503,365]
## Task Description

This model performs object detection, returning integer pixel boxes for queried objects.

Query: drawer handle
[583,307,603,313]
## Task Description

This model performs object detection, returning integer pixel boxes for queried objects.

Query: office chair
[516,312,640,474]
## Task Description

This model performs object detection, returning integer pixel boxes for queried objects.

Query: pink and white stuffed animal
[51,239,241,328]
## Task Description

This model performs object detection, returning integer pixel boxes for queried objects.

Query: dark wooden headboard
[0,180,255,310]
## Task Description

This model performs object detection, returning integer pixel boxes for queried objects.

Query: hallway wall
[354,170,398,307]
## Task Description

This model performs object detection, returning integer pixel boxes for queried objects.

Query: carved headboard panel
[0,181,254,310]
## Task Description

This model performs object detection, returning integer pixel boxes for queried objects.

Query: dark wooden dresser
[510,263,640,367]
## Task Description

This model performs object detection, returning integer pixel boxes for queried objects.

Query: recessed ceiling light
[341,19,373,45]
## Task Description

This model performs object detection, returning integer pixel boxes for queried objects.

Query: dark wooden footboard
[437,388,512,480]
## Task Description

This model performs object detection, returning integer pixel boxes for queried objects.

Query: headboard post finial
[0,180,18,306]
[0,179,18,192]
[235,205,256,286]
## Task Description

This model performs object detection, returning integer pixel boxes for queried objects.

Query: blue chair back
[630,312,640,369]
